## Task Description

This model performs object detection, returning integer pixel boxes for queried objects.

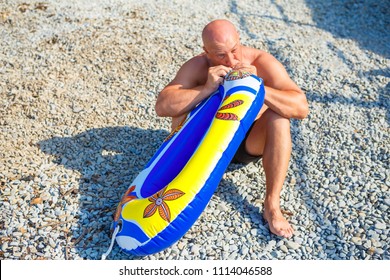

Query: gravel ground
[0,0,389,260]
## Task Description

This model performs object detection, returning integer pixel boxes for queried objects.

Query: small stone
[329,185,339,192]
[268,240,277,247]
[217,204,228,212]
[294,237,304,244]
[371,240,382,247]
[13,252,23,257]
[351,237,362,245]
[191,244,200,255]
[12,232,22,237]
[286,241,300,250]
[49,238,56,248]
[241,246,249,255]
[177,242,185,250]
[338,200,346,208]
[181,249,188,257]
[375,248,384,254]
[280,245,288,253]
[2,242,8,251]
[31,197,43,205]
[228,252,237,259]
[29,246,37,254]
[72,105,84,113]
[229,244,238,251]
[374,222,386,230]
[327,235,337,241]
[363,240,372,249]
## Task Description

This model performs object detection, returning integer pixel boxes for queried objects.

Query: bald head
[202,19,239,50]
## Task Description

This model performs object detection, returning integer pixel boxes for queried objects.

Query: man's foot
[263,206,294,238]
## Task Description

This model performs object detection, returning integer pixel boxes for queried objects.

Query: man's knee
[264,109,291,129]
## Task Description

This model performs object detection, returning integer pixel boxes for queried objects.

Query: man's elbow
[296,105,309,119]
[293,92,309,119]
[155,101,167,117]
[155,98,181,117]
[155,90,170,117]
[295,97,309,119]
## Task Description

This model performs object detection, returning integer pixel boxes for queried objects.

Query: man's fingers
[233,63,257,74]
[209,69,230,82]
[205,66,233,92]
[217,77,224,85]
[209,65,232,76]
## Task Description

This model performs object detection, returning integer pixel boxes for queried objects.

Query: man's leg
[245,108,294,238]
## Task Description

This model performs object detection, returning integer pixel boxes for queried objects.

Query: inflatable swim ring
[102,70,265,258]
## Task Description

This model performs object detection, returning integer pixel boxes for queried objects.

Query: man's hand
[233,63,257,76]
[203,65,232,93]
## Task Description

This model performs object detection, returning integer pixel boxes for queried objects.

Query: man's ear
[203,46,209,54]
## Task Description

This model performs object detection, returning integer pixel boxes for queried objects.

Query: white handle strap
[101,225,120,260]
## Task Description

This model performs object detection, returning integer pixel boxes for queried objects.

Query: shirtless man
[155,19,309,238]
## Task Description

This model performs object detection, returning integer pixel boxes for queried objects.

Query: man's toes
[278,225,293,238]
[282,229,291,238]
[286,227,294,238]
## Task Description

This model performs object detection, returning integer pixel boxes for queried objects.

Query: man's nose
[225,53,236,67]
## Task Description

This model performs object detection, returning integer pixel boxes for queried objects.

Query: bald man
[155,19,309,238]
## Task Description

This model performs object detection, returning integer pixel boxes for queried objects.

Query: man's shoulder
[242,45,266,55]
[242,46,269,64]
[184,53,209,67]
[171,53,208,85]
[178,54,209,80]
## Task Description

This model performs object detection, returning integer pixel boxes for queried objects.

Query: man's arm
[255,52,309,119]
[155,84,208,118]
[155,57,231,118]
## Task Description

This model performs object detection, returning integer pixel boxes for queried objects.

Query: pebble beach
[0,0,389,260]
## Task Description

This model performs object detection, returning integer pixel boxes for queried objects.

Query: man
[155,19,309,238]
